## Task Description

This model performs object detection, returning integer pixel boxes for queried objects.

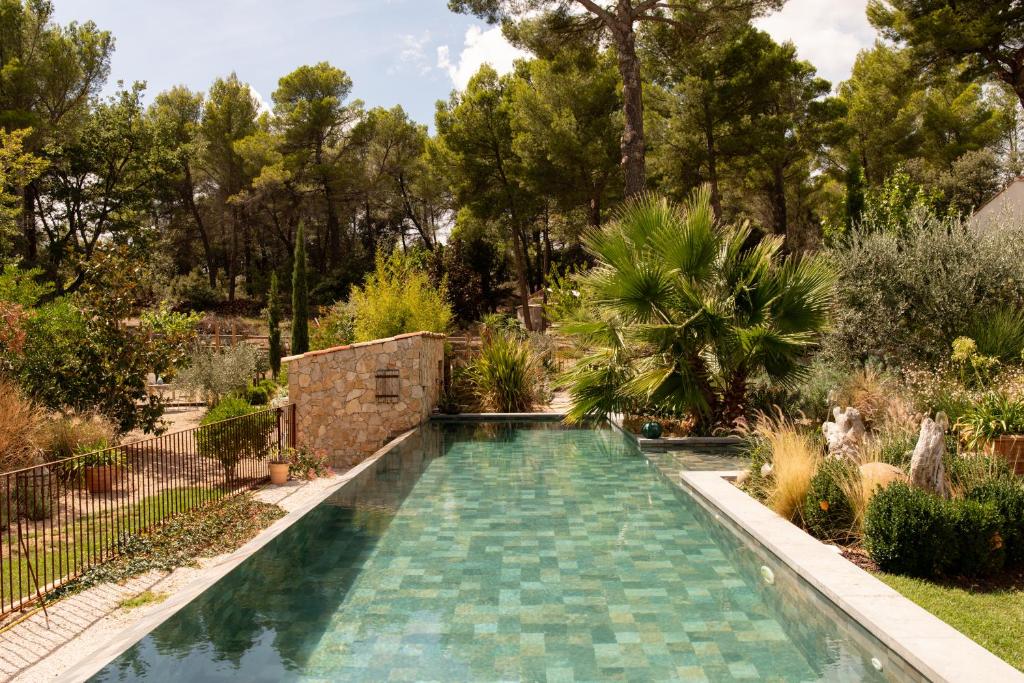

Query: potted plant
[269,447,291,486]
[70,440,125,494]
[957,392,1024,473]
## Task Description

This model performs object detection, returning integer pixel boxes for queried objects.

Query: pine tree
[291,225,310,355]
[267,272,282,377]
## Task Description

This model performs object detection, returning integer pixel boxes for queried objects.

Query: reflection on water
[92,422,912,682]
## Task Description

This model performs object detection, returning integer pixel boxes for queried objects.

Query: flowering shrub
[284,447,332,480]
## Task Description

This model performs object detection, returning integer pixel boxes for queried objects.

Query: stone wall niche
[283,332,445,469]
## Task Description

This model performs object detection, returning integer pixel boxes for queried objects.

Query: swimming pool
[90,421,919,681]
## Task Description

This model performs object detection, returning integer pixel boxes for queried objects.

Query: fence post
[276,407,283,454]
[288,403,297,449]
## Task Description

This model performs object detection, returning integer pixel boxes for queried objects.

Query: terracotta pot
[987,436,1024,475]
[85,465,119,494]
[269,461,290,485]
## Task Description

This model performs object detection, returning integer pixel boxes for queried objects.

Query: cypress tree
[291,225,310,355]
[267,272,282,377]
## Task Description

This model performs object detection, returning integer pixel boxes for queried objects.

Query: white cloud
[248,85,271,115]
[757,0,877,89]
[437,25,528,90]
[389,30,434,76]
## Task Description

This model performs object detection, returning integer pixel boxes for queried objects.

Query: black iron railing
[0,404,295,616]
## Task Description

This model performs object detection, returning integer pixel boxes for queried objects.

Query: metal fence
[0,404,295,616]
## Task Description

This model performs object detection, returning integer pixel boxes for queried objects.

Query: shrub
[967,479,1024,566]
[176,345,261,405]
[826,214,1024,367]
[311,299,356,351]
[945,453,1011,495]
[348,250,452,343]
[802,458,858,542]
[243,379,279,406]
[168,269,220,311]
[197,397,273,480]
[37,412,118,464]
[464,333,544,412]
[865,482,951,577]
[0,379,43,473]
[946,499,1005,577]
[10,297,194,433]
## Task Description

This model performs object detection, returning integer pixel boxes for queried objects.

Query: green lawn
[879,573,1024,671]
[1,486,222,606]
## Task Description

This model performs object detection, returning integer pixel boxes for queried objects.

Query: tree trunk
[704,111,723,220]
[770,164,788,238]
[511,226,534,332]
[20,184,37,263]
[589,194,602,229]
[613,26,646,197]
[183,165,217,288]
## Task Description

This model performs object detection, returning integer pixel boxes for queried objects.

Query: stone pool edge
[679,470,1023,683]
[59,427,423,683]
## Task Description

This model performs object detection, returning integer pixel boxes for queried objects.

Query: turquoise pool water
[91,422,911,682]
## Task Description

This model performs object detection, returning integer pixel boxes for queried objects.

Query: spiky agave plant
[557,187,835,432]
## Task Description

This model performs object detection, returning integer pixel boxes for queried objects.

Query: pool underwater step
[679,470,1024,683]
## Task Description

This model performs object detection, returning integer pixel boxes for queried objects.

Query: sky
[53,0,877,128]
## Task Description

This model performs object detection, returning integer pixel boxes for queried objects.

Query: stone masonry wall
[284,332,445,468]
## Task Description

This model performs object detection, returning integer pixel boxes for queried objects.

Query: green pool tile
[91,423,903,682]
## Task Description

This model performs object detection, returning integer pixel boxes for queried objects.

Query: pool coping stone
[679,470,1024,683]
[59,427,423,683]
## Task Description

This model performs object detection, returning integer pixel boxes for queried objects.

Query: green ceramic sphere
[641,421,663,439]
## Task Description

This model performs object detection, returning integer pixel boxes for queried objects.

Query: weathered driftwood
[822,407,866,462]
[909,413,949,498]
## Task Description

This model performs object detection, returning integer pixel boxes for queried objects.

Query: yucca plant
[466,332,542,412]
[556,188,836,431]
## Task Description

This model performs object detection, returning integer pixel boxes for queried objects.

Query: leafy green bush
[176,344,261,405]
[348,250,452,343]
[311,299,356,350]
[10,298,195,433]
[465,332,544,412]
[826,214,1024,366]
[243,379,278,406]
[168,269,220,311]
[945,452,1011,493]
[802,458,857,542]
[865,482,951,577]
[946,499,1005,577]
[197,398,273,480]
[967,479,1024,566]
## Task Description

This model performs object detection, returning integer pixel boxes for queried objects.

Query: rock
[760,463,774,478]
[909,413,949,498]
[822,407,866,462]
[859,462,906,500]
[735,470,750,486]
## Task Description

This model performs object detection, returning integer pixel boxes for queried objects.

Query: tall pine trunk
[613,25,646,197]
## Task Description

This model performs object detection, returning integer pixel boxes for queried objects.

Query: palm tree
[557,188,835,432]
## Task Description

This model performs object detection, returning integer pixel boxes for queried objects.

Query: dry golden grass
[0,379,44,473]
[754,412,821,522]
[37,411,118,462]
